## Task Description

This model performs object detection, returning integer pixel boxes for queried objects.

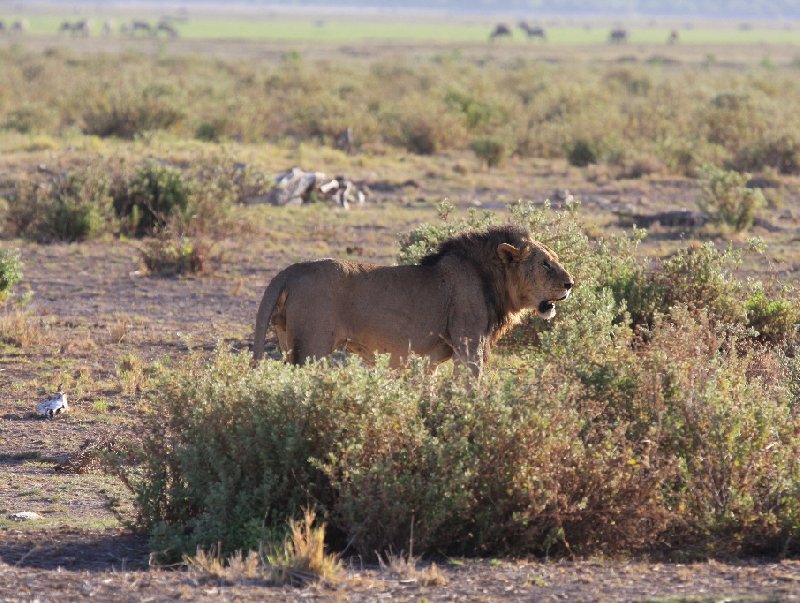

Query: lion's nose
[565,281,574,290]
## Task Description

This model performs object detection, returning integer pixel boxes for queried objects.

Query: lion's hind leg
[274,324,291,362]
[284,324,337,365]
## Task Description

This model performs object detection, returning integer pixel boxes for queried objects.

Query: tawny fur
[253,225,573,377]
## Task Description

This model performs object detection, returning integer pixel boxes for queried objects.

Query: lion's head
[498,239,573,320]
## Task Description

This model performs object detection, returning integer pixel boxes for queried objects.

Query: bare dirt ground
[2,150,800,599]
[1,546,799,602]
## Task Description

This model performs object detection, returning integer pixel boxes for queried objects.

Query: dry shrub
[632,309,800,555]
[59,331,97,355]
[141,232,211,277]
[82,86,185,139]
[124,337,798,561]
[108,315,132,344]
[618,154,665,179]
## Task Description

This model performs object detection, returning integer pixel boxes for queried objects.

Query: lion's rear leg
[274,324,292,362]
[285,325,337,365]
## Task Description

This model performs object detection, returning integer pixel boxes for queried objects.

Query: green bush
[114,162,191,236]
[631,309,800,555]
[697,165,765,232]
[469,135,506,168]
[126,328,799,561]
[745,286,800,347]
[195,120,228,142]
[398,201,798,355]
[3,108,41,134]
[141,233,210,276]
[3,169,115,242]
[0,250,22,302]
[567,139,599,167]
[396,201,495,265]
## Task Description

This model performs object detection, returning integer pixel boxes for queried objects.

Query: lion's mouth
[538,300,555,314]
[538,291,571,319]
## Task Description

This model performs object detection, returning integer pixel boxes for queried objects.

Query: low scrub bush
[567,139,599,167]
[141,232,211,277]
[697,165,765,232]
[126,335,798,561]
[114,161,191,236]
[3,50,800,172]
[83,87,184,139]
[733,133,800,175]
[3,169,115,242]
[469,135,506,168]
[1,158,233,242]
[0,250,22,302]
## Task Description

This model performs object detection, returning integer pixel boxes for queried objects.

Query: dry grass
[108,314,132,344]
[0,308,44,347]
[266,509,342,587]
[115,353,146,396]
[184,509,341,588]
[185,548,262,584]
[378,550,448,587]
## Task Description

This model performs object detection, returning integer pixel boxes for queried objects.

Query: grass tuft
[266,509,342,587]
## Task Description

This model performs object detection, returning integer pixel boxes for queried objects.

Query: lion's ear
[497,243,521,264]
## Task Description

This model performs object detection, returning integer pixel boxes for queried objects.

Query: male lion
[253,225,573,377]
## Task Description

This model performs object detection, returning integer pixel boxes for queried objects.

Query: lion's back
[282,258,455,342]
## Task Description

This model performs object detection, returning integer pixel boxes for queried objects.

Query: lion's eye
[543,261,553,271]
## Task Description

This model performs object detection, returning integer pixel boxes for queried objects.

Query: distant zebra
[155,21,178,38]
[102,19,115,36]
[518,21,546,41]
[489,23,512,41]
[73,19,92,36]
[10,20,28,35]
[126,20,153,36]
[609,28,628,43]
[667,29,679,44]
[0,20,6,34]
[58,19,91,36]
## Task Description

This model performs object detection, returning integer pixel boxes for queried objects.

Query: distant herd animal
[486,22,680,45]
[0,19,28,34]
[0,17,179,38]
[0,17,676,45]
[253,225,574,378]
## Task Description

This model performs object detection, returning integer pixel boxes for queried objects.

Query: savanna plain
[1,8,800,601]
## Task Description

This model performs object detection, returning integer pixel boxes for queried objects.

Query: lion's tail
[253,268,290,362]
